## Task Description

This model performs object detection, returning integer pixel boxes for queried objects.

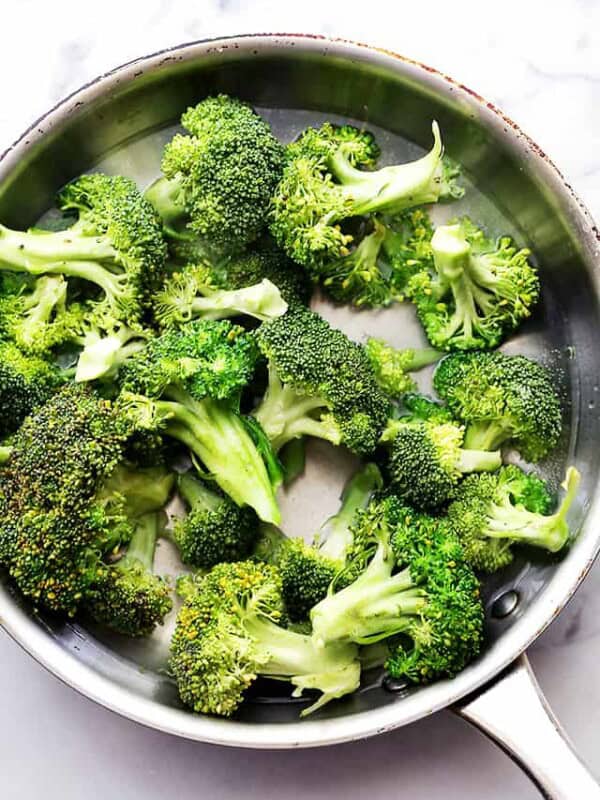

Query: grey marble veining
[0,2,599,798]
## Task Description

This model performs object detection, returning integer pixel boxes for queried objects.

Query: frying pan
[0,33,599,800]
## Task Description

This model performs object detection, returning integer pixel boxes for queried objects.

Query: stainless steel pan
[1,34,599,799]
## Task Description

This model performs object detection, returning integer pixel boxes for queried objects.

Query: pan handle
[453,654,600,799]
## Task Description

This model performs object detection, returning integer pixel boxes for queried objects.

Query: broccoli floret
[85,511,172,636]
[170,560,361,717]
[146,95,285,259]
[364,337,441,399]
[382,209,435,298]
[401,393,454,424]
[448,465,579,572]
[253,307,391,455]
[269,121,454,271]
[310,495,484,684]
[408,219,539,351]
[96,462,175,519]
[264,464,382,622]
[433,351,562,461]
[119,319,280,524]
[173,472,259,567]
[380,417,502,510]
[153,262,288,328]
[0,339,64,437]
[0,384,134,613]
[0,174,167,327]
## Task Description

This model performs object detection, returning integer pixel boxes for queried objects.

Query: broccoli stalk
[365,337,441,398]
[74,318,151,382]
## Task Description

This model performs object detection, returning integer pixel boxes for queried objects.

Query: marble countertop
[1,2,599,798]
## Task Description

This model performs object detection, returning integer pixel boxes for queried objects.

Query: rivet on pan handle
[453,654,600,799]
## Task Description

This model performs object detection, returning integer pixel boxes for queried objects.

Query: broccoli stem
[178,471,221,512]
[157,389,280,524]
[186,280,288,322]
[318,463,382,562]
[244,615,361,716]
[0,445,12,464]
[144,176,189,239]
[402,348,443,371]
[456,449,502,474]
[75,326,148,382]
[329,123,444,217]
[485,466,580,552]
[464,420,511,451]
[118,512,160,571]
[17,276,67,346]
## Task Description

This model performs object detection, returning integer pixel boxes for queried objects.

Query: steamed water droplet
[383,675,409,693]
[491,590,519,619]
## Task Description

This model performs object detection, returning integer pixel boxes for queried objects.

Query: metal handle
[453,654,600,799]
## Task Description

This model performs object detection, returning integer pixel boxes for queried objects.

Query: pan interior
[0,44,595,727]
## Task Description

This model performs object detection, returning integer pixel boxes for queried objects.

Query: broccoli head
[433,351,563,461]
[382,208,435,299]
[364,337,441,399]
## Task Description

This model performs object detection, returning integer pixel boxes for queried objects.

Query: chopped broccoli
[310,495,483,684]
[145,95,285,259]
[85,511,172,636]
[0,339,64,437]
[380,416,501,510]
[269,121,455,272]
[170,560,361,717]
[408,218,539,350]
[382,209,435,298]
[401,392,454,424]
[433,351,563,461]
[448,465,579,572]
[119,319,280,524]
[173,471,259,567]
[253,307,390,455]
[153,262,287,328]
[365,337,441,399]
[96,462,175,519]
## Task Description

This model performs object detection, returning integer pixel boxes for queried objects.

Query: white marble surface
[1,2,599,798]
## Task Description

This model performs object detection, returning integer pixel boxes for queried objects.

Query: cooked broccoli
[433,351,563,461]
[310,495,484,684]
[269,121,455,272]
[0,446,12,464]
[0,384,134,613]
[173,471,259,567]
[119,319,280,524]
[253,307,390,455]
[0,174,167,326]
[145,95,285,259]
[382,208,435,298]
[401,392,454,424]
[153,262,287,328]
[408,219,539,351]
[170,560,361,717]
[85,511,172,636]
[365,337,441,399]
[448,465,579,572]
[0,339,64,437]
[96,462,176,519]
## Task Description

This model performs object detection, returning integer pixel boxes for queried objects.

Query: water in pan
[34,107,574,718]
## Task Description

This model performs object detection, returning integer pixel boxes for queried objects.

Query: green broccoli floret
[173,471,259,568]
[408,219,539,351]
[260,464,382,622]
[380,416,501,510]
[0,384,134,613]
[145,95,285,259]
[448,465,579,572]
[401,393,454,423]
[364,337,441,399]
[170,560,361,717]
[0,174,167,326]
[0,339,64,437]
[310,495,484,684]
[253,307,391,455]
[85,511,172,636]
[433,351,562,461]
[269,121,455,272]
[382,208,435,298]
[153,262,288,328]
[119,319,280,524]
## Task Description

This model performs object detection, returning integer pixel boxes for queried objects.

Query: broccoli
[0,339,64,437]
[408,219,539,350]
[153,262,287,328]
[262,463,382,622]
[169,560,361,717]
[448,465,580,572]
[0,446,12,464]
[382,208,435,298]
[253,307,390,455]
[269,121,456,272]
[85,511,172,636]
[0,384,134,613]
[0,174,167,326]
[401,392,454,424]
[364,337,441,399]
[145,95,285,259]
[173,471,259,568]
[96,462,176,519]
[433,351,563,461]
[118,319,280,524]
[310,495,484,684]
